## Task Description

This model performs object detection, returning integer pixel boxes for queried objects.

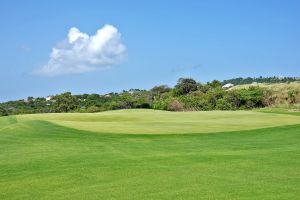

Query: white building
[46,96,53,101]
[222,83,234,89]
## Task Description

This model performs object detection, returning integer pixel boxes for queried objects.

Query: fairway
[1,110,300,199]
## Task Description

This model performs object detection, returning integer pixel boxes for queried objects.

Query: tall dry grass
[232,81,300,109]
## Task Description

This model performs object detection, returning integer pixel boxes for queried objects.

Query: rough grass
[15,109,300,134]
[232,81,300,91]
[232,81,300,106]
[0,110,300,199]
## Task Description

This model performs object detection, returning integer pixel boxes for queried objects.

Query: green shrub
[153,98,171,110]
[87,106,101,113]
[206,88,226,108]
[223,91,241,109]
[236,86,265,109]
[0,107,8,116]
[216,99,233,110]
[179,96,212,111]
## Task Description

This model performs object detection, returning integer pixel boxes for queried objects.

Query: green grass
[258,107,300,116]
[16,109,300,134]
[1,110,300,199]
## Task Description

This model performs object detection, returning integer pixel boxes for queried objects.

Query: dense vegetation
[1,77,299,116]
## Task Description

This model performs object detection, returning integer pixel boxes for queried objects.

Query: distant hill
[222,76,299,86]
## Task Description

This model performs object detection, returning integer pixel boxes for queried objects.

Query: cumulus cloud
[34,24,126,76]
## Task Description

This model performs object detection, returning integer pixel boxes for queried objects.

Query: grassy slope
[16,109,300,134]
[231,81,300,107]
[231,81,300,90]
[0,111,300,199]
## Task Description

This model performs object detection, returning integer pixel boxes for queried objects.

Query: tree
[85,94,102,107]
[208,80,222,88]
[174,78,198,95]
[150,85,171,100]
[53,92,79,112]
[27,96,35,102]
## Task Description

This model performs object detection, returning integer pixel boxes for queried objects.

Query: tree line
[0,77,299,116]
[222,76,299,86]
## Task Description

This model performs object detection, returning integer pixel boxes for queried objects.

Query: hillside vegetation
[232,81,300,108]
[222,76,299,85]
[1,77,299,115]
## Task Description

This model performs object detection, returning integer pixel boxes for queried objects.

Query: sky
[0,0,300,102]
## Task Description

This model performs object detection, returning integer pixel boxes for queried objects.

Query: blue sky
[0,0,299,102]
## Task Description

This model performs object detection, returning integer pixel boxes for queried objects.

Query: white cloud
[34,24,126,76]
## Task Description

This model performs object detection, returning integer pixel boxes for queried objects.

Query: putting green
[16,109,300,134]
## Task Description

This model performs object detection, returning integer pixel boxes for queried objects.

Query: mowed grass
[0,110,300,199]
[16,109,300,134]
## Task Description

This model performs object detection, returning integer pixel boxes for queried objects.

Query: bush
[152,94,173,110]
[87,106,101,113]
[288,90,298,104]
[216,99,233,110]
[206,88,226,108]
[236,87,264,109]
[262,89,277,106]
[0,107,8,116]
[191,90,204,97]
[153,100,168,110]
[135,103,151,108]
[223,91,241,109]
[167,99,183,111]
[179,96,212,111]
